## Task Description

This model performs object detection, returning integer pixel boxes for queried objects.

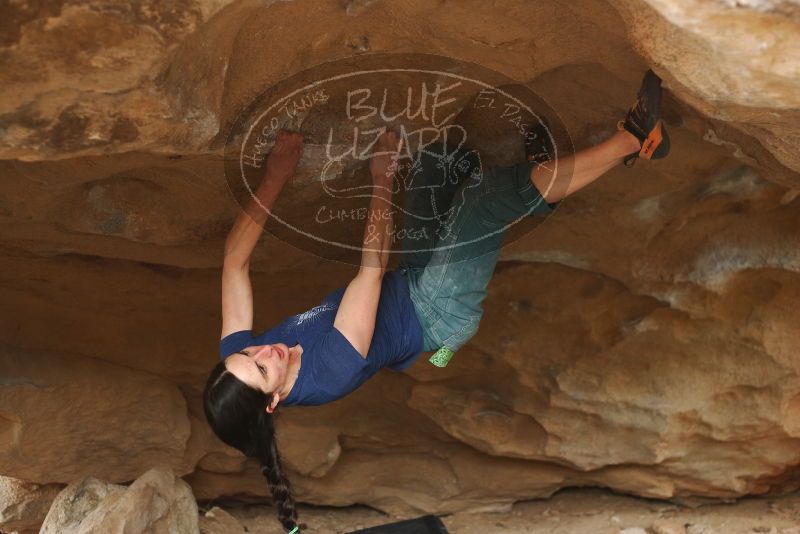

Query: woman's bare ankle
[616,129,642,155]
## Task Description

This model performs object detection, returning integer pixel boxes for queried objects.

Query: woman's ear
[266,393,280,413]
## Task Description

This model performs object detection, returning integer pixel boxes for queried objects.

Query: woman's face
[223,343,291,396]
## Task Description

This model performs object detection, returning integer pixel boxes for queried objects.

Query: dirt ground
[210,487,800,534]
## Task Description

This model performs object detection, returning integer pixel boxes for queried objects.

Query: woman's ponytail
[204,360,302,533]
[251,409,300,532]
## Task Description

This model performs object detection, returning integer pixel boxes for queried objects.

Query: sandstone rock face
[0,345,191,484]
[1,0,800,517]
[612,0,800,185]
[199,506,246,534]
[40,467,199,534]
[0,0,233,161]
[0,476,63,533]
[39,477,126,534]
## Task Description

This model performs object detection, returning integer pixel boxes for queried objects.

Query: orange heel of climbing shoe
[618,69,671,167]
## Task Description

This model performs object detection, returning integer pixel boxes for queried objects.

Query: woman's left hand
[264,129,304,184]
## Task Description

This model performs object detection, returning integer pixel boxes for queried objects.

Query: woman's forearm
[359,129,402,277]
[224,130,304,267]
[223,177,284,267]
[332,177,393,357]
[359,178,394,277]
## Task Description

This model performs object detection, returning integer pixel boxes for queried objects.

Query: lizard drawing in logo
[318,126,486,253]
[400,134,484,244]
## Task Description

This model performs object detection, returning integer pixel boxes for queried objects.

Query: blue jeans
[396,143,558,358]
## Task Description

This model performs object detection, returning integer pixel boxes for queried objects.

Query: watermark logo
[224,53,572,266]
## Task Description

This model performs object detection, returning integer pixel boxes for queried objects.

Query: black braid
[203,360,304,533]
[251,410,300,532]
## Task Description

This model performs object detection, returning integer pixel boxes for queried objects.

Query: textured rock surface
[217,487,800,533]
[612,0,800,185]
[0,345,192,483]
[1,0,799,518]
[39,467,199,534]
[199,506,246,534]
[0,476,63,533]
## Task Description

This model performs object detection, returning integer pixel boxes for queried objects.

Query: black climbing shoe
[524,118,554,164]
[618,69,671,167]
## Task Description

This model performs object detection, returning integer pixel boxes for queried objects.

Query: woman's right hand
[264,129,304,185]
[370,130,403,186]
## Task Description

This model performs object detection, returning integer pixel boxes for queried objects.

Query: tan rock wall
[1,0,799,515]
[0,346,190,483]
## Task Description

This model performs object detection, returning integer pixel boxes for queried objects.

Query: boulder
[40,467,199,534]
[0,345,191,484]
[0,476,63,533]
[199,506,246,534]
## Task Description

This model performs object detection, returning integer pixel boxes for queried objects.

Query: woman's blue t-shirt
[219,270,424,406]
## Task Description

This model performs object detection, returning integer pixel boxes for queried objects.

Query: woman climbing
[203,69,670,533]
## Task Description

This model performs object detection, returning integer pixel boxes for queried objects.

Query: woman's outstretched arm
[333,130,403,357]
[221,130,304,339]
